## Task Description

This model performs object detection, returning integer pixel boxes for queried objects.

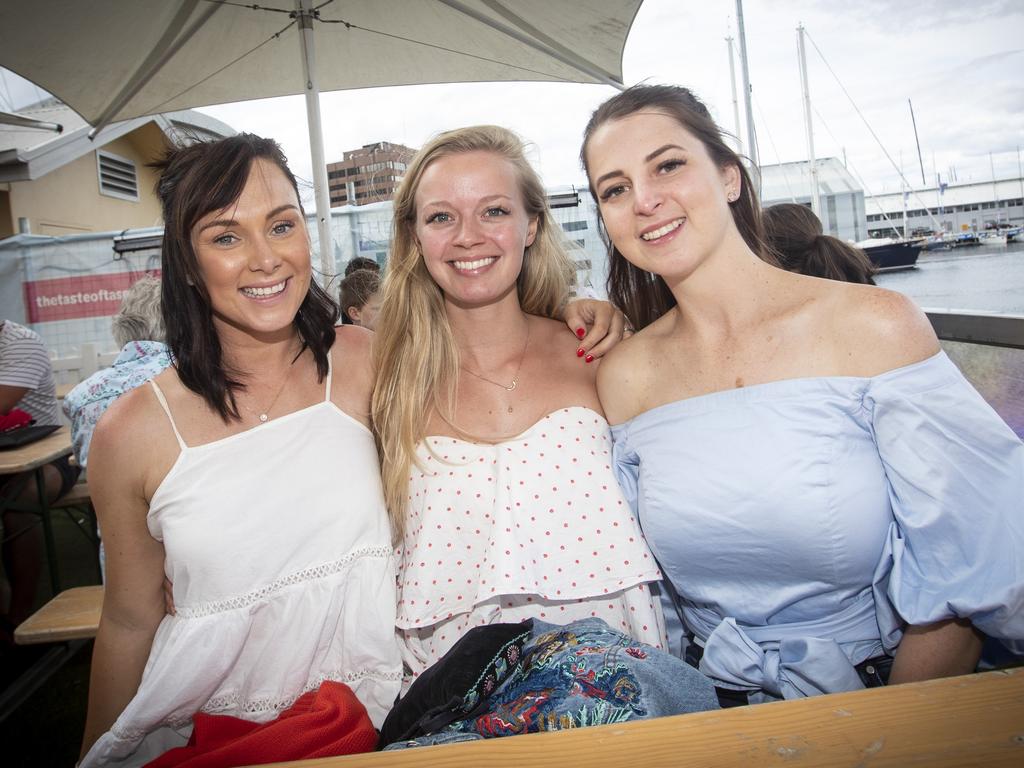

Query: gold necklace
[248,344,299,423]
[460,322,531,392]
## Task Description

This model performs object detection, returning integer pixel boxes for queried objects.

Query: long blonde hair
[372,125,573,536]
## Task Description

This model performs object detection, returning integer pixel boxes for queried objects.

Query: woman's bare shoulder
[595,326,662,425]
[826,282,940,375]
[90,373,180,499]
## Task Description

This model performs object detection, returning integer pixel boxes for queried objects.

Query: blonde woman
[372,126,667,682]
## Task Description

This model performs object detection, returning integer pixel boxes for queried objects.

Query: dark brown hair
[763,203,876,285]
[338,268,381,323]
[344,256,381,276]
[153,134,338,421]
[581,84,775,330]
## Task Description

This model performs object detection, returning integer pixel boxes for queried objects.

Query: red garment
[144,682,378,768]
[0,408,32,431]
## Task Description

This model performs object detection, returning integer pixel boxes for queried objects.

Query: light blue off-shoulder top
[611,351,1024,702]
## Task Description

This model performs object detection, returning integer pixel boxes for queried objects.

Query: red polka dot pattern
[394,407,667,679]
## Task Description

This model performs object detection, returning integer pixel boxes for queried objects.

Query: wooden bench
[0,586,103,722]
[14,585,103,645]
[261,669,1024,767]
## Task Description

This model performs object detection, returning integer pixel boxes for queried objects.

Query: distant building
[0,99,234,238]
[327,141,416,207]
[759,158,867,243]
[864,177,1024,238]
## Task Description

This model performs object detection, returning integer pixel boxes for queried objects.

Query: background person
[580,84,1024,706]
[344,256,380,276]
[79,135,401,766]
[0,319,80,631]
[338,269,382,329]
[62,275,172,582]
[763,202,876,284]
[63,276,172,468]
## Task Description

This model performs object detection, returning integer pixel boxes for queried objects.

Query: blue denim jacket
[386,618,718,749]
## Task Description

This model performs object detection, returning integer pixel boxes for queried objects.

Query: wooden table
[260,669,1024,768]
[0,426,73,594]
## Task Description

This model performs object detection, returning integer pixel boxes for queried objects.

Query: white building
[864,177,1024,238]
[758,158,867,243]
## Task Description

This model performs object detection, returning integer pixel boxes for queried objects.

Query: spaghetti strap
[324,347,334,403]
[149,380,187,450]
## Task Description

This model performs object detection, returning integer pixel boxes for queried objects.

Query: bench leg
[0,639,87,723]
[34,468,61,596]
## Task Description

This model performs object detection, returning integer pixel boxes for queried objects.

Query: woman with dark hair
[580,84,1023,706]
[763,202,876,284]
[339,268,382,329]
[79,134,401,765]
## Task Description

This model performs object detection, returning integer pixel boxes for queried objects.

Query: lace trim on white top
[173,546,393,619]
[111,667,405,739]
[202,667,403,720]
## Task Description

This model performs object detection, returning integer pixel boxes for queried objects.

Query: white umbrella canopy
[0,0,642,276]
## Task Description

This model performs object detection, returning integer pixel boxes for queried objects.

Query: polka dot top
[396,407,667,679]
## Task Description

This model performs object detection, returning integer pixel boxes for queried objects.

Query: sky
[3,0,1022,208]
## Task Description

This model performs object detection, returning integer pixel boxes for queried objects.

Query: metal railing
[925,310,1024,350]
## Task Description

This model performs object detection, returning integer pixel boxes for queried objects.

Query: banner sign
[23,271,159,323]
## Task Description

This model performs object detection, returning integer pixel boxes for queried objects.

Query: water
[874,240,1024,315]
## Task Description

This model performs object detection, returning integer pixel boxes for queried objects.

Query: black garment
[379,621,532,747]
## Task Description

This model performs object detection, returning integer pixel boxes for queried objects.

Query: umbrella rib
[202,0,294,13]
[315,19,575,82]
[438,0,624,88]
[141,21,298,117]
[89,0,220,138]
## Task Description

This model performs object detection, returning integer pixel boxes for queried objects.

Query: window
[561,220,588,232]
[96,150,139,201]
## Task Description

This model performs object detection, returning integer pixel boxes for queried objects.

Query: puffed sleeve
[864,351,1024,649]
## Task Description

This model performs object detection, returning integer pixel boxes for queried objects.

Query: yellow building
[0,100,233,239]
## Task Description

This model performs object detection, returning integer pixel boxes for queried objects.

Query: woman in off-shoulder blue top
[580,83,1024,703]
[611,351,1024,701]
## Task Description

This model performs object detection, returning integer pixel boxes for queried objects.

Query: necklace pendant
[258,413,269,423]
[506,378,517,392]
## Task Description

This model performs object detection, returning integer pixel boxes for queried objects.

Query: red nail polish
[576,327,585,339]
[585,354,594,363]
[576,348,585,357]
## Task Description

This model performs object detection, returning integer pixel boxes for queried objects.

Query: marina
[875,240,1024,315]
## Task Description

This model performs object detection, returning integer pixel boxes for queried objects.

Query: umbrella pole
[297,0,335,285]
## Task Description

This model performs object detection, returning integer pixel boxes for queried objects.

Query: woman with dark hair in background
[79,134,401,766]
[763,202,876,284]
[338,268,382,329]
[580,84,1023,707]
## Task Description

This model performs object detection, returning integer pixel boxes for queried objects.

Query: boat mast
[725,36,743,154]
[908,99,926,187]
[796,24,821,219]
[735,0,759,177]
[990,152,1001,227]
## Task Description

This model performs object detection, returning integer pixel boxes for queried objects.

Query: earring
[727,190,738,202]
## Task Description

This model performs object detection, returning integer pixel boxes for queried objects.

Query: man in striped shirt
[1,320,79,630]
